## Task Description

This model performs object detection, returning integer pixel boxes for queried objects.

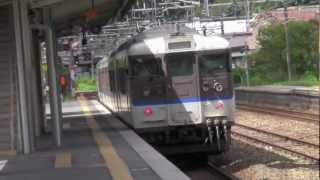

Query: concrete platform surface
[0,99,190,180]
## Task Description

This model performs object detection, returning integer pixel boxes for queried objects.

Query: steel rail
[237,103,319,119]
[207,162,239,180]
[231,131,320,162]
[236,104,319,124]
[234,123,319,149]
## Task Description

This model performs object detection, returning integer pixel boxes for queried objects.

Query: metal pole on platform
[46,26,62,147]
[31,24,62,147]
[13,0,31,154]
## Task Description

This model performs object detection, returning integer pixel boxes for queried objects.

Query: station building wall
[0,4,18,152]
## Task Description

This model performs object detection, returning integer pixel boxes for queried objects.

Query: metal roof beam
[30,0,64,8]
[178,0,200,5]
[0,0,11,6]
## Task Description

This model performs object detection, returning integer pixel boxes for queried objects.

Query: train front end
[128,29,234,154]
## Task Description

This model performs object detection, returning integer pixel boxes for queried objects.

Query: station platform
[235,85,319,114]
[236,85,319,96]
[0,98,190,180]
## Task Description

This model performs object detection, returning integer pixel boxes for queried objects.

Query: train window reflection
[166,54,193,76]
[130,58,162,78]
[199,54,229,76]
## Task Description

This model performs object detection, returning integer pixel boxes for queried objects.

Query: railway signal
[74,56,80,65]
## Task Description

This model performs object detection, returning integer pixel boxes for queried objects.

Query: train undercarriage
[139,121,232,155]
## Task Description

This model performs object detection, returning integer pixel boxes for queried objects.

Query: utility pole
[220,8,225,35]
[284,0,292,81]
[244,0,250,86]
[91,51,94,80]
[245,0,250,32]
[153,0,157,22]
[317,5,320,81]
[244,44,250,86]
[204,0,210,17]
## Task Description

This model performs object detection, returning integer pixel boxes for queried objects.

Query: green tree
[249,20,318,84]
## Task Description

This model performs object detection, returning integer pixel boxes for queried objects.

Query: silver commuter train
[97,24,234,155]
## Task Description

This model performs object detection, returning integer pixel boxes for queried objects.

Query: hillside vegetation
[248,20,319,86]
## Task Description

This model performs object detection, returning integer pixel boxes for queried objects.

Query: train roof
[98,24,230,67]
[114,24,229,55]
[128,34,230,56]
[135,24,198,39]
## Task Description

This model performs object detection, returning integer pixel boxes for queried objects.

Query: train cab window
[199,53,230,76]
[166,53,194,76]
[130,57,163,78]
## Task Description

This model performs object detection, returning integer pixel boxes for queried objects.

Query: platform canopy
[29,0,134,34]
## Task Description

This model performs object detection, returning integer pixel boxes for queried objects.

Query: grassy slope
[76,75,97,91]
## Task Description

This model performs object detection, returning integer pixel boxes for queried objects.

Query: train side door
[165,52,201,126]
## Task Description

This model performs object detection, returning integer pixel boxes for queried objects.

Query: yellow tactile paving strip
[0,150,16,156]
[78,96,133,180]
[55,152,72,168]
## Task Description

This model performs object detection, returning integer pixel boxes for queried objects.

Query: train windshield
[129,57,163,78]
[198,53,230,76]
[166,53,194,76]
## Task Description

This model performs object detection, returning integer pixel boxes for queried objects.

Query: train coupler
[222,119,229,143]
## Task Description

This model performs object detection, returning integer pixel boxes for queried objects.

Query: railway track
[236,103,319,124]
[234,123,319,149]
[232,123,320,162]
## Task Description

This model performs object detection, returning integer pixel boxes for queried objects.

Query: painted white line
[0,160,8,171]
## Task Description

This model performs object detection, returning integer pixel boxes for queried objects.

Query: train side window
[199,53,230,76]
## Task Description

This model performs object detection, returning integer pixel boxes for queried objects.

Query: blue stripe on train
[132,96,233,106]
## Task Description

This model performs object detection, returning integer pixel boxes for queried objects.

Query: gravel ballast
[208,109,320,180]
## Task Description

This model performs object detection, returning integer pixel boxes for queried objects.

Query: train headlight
[202,84,209,92]
[215,83,223,92]
[143,89,151,96]
[144,107,153,116]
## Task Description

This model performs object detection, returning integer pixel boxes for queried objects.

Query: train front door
[165,53,201,126]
